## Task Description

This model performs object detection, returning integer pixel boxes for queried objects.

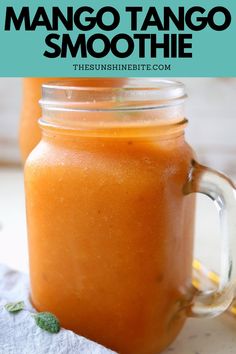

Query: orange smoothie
[24,80,195,354]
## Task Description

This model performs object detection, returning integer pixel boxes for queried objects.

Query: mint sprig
[5,301,25,313]
[4,301,61,334]
[33,312,60,333]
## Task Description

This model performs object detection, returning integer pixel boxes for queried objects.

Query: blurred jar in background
[19,77,126,162]
[19,78,54,162]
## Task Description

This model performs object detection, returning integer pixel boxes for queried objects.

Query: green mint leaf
[34,312,60,334]
[5,301,25,313]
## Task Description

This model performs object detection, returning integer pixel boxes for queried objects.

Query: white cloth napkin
[0,264,117,354]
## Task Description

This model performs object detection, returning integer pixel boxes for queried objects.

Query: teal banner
[0,0,235,77]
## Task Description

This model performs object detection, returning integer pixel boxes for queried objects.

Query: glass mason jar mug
[24,79,236,354]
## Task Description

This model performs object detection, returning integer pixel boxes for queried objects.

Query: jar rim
[40,78,187,112]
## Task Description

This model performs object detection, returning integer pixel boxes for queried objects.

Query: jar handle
[184,160,236,317]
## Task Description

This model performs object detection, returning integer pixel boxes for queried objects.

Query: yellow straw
[193,259,236,316]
